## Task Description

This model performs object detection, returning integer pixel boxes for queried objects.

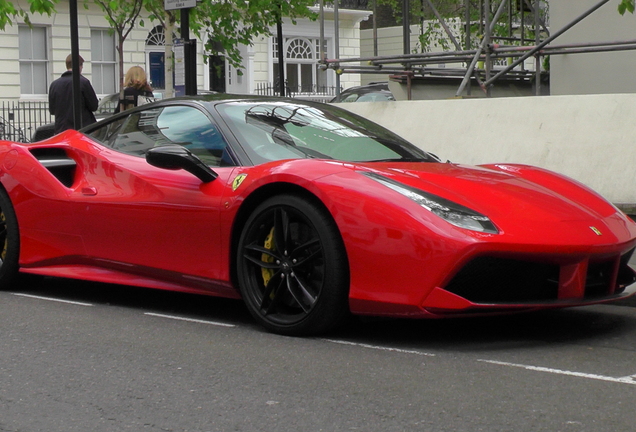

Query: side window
[342,93,359,102]
[86,105,233,166]
[88,115,127,144]
[157,106,231,166]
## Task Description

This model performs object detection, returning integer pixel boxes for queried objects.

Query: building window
[272,37,328,94]
[19,26,48,95]
[146,25,165,46]
[91,29,117,95]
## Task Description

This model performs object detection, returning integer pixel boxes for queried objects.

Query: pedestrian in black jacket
[48,54,99,135]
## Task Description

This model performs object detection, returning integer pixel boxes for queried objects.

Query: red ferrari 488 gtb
[1,95,635,335]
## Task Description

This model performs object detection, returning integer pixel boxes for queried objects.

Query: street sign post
[164,0,198,95]
[164,0,195,10]
[174,39,186,96]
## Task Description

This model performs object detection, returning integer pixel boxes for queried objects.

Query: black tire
[237,195,349,336]
[0,187,19,289]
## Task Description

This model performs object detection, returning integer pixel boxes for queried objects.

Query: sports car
[1,94,635,335]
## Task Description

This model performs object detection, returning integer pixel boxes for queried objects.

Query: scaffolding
[320,0,636,98]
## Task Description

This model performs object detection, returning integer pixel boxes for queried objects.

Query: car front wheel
[237,195,349,336]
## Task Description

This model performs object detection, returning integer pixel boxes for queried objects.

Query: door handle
[81,187,98,196]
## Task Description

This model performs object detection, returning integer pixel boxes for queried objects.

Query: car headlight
[362,171,499,234]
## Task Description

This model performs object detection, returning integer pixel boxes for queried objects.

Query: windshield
[214,101,437,165]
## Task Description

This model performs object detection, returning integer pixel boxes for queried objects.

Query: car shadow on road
[335,304,636,352]
[12,274,256,327]
[10,274,636,350]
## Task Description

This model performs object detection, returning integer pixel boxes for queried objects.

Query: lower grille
[444,249,636,304]
[443,257,560,303]
[614,248,636,295]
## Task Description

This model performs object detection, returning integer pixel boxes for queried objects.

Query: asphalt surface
[2,276,636,431]
[1,219,635,431]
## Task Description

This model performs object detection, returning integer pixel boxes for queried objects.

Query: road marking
[144,312,236,327]
[323,339,436,357]
[478,359,636,386]
[12,293,93,307]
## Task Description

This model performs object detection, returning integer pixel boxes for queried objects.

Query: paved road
[1,275,636,432]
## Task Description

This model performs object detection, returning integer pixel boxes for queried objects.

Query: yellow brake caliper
[261,227,276,289]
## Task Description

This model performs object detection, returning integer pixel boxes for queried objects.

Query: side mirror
[146,145,218,183]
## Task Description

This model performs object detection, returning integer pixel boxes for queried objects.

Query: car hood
[354,161,634,241]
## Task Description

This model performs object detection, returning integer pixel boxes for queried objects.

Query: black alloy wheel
[237,195,349,336]
[0,187,19,289]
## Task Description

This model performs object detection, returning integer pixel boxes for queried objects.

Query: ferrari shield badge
[589,226,602,236]
[232,173,248,191]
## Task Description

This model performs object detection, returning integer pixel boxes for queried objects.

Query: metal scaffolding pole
[484,0,611,87]
[524,0,550,36]
[335,0,340,95]
[320,0,630,98]
[465,0,471,95]
[456,0,508,97]
[402,0,410,56]
[319,0,325,61]
[424,0,462,51]
[485,0,492,96]
[534,0,541,95]
[373,0,378,56]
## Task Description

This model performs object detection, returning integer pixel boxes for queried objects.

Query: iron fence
[0,101,52,143]
[255,82,341,102]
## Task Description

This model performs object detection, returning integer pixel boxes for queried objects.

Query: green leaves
[29,0,56,14]
[191,0,317,71]
[618,0,635,15]
[0,0,57,30]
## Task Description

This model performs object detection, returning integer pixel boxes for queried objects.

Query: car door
[77,104,237,284]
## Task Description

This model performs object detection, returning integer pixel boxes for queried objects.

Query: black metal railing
[313,0,368,9]
[0,101,53,143]
[255,82,342,102]
[0,85,343,142]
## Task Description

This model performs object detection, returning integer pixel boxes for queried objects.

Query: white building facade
[2,0,370,102]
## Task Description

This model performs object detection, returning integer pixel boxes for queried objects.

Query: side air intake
[30,148,77,187]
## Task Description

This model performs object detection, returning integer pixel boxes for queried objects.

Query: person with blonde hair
[116,66,154,113]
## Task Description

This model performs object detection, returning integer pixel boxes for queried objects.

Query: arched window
[272,37,328,94]
[146,25,165,46]
[287,38,313,60]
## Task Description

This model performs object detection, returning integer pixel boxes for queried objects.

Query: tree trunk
[118,37,125,111]
[164,18,175,98]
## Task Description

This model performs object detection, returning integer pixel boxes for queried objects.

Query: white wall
[336,93,636,212]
